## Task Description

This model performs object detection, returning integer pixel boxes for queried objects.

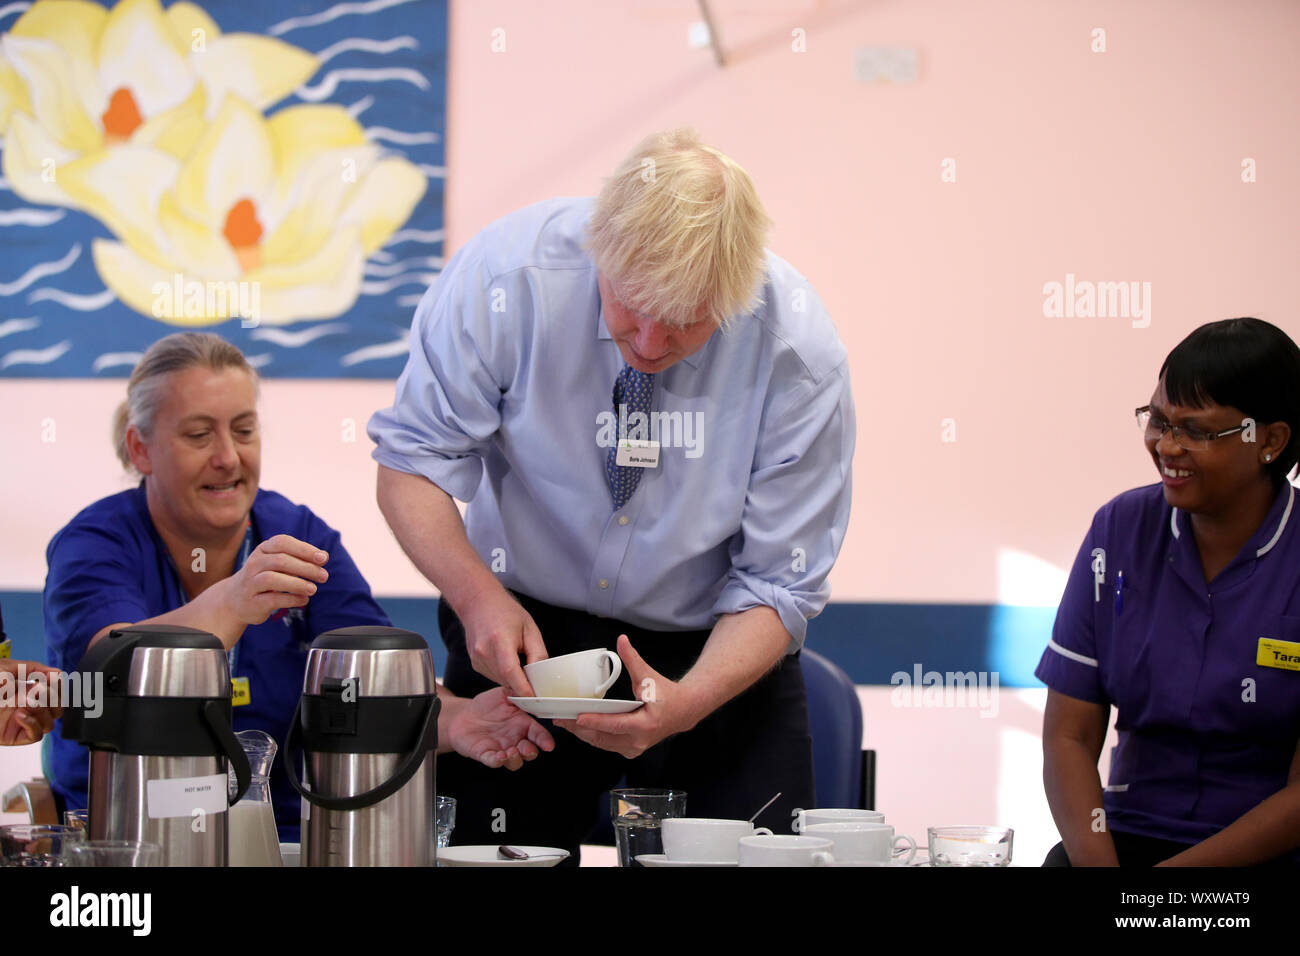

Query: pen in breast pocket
[1115,571,1124,615]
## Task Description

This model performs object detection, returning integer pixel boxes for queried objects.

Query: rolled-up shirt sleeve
[712,360,855,650]
[1036,517,1108,703]
[367,256,515,502]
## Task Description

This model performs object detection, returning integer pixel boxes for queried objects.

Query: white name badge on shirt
[146,774,228,819]
[616,439,660,468]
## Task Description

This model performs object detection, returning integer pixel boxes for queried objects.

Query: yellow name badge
[231,676,252,707]
[0,639,11,659]
[1257,638,1300,672]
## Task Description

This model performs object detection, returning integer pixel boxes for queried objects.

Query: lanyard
[159,522,254,676]
[227,523,254,678]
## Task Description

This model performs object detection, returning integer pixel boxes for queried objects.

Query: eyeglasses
[1135,406,1248,451]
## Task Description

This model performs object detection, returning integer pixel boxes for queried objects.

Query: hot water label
[146,773,229,819]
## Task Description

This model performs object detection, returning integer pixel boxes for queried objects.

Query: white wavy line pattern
[396,294,424,307]
[0,244,81,296]
[27,288,116,310]
[269,0,420,36]
[296,67,429,102]
[317,35,418,64]
[341,337,409,367]
[0,340,71,369]
[385,228,444,246]
[364,256,442,277]
[246,354,273,369]
[0,318,39,338]
[370,249,395,263]
[0,208,66,226]
[92,352,143,372]
[0,2,31,23]
[249,323,350,348]
[347,95,375,118]
[417,164,446,178]
[360,272,437,295]
[365,126,439,145]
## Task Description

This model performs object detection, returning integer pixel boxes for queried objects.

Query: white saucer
[827,859,912,867]
[436,845,570,867]
[636,854,737,868]
[508,697,645,719]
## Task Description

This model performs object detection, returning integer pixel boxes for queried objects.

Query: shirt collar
[1170,481,1296,560]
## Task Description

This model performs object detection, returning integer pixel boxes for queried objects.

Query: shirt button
[618,515,629,526]
[599,579,609,589]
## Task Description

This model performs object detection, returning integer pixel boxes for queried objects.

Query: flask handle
[284,694,440,812]
[203,699,251,804]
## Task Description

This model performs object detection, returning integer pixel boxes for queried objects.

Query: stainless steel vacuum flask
[62,625,250,866]
[287,626,439,866]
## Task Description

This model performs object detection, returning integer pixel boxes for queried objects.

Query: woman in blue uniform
[1038,317,1300,866]
[44,333,552,839]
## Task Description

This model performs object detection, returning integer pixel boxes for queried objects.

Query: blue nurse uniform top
[1036,480,1300,853]
[43,483,391,841]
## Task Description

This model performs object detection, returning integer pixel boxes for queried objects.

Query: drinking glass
[64,809,89,832]
[0,824,86,866]
[436,795,456,849]
[67,841,162,867]
[927,826,1014,866]
[610,788,686,867]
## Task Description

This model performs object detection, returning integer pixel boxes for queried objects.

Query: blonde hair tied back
[112,333,257,474]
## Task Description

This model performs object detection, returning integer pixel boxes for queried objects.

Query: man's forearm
[674,605,791,730]
[1158,784,1300,866]
[1043,738,1120,866]
[375,464,504,610]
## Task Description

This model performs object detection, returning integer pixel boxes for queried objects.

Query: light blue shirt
[368,197,855,648]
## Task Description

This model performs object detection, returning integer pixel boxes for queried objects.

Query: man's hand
[0,660,64,746]
[553,635,704,758]
[223,534,330,628]
[457,589,547,698]
[445,687,555,770]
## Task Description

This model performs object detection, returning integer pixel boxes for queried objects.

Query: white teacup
[802,822,916,864]
[737,834,835,867]
[523,648,622,699]
[662,818,772,863]
[796,808,885,832]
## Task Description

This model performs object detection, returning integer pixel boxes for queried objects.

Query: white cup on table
[661,818,772,863]
[523,648,622,699]
[802,822,916,864]
[796,808,885,831]
[737,834,835,867]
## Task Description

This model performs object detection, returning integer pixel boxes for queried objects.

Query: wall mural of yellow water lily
[0,0,444,376]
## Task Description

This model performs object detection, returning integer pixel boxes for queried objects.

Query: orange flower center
[223,199,264,272]
[101,87,143,143]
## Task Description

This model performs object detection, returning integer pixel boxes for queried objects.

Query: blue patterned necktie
[605,364,656,509]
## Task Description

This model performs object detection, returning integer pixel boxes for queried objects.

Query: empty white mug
[797,808,885,832]
[662,818,772,863]
[803,822,916,864]
[523,648,622,699]
[737,834,835,867]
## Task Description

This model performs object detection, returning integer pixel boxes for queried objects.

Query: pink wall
[3,0,1298,860]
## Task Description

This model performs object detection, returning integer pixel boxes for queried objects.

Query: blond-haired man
[370,129,855,861]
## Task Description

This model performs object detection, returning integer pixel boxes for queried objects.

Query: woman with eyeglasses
[1038,317,1300,867]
